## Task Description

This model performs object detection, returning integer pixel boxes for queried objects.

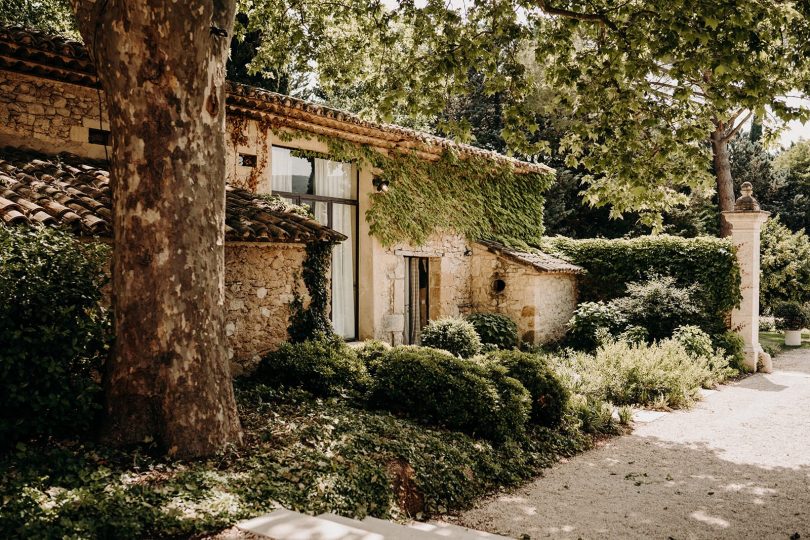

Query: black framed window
[271,146,358,340]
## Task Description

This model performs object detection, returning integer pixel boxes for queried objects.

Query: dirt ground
[458,349,810,539]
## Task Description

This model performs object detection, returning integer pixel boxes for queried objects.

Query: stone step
[237,508,383,539]
[318,514,439,539]
[408,520,514,539]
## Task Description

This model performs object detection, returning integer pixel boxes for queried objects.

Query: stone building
[0,26,582,356]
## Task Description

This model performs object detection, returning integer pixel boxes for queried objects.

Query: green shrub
[355,339,391,377]
[712,331,745,371]
[773,301,810,331]
[0,226,109,447]
[369,346,530,441]
[760,217,810,311]
[567,394,617,435]
[465,313,519,350]
[487,350,568,428]
[612,276,700,340]
[552,338,732,410]
[255,334,370,396]
[673,325,714,359]
[541,235,741,334]
[420,317,481,358]
[567,301,626,350]
[569,276,703,348]
[617,325,649,344]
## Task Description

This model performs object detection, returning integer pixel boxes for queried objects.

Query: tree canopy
[236,0,810,230]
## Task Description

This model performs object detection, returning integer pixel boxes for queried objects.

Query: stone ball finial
[734,181,760,212]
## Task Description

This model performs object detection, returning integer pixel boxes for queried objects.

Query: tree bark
[711,123,735,238]
[70,0,242,457]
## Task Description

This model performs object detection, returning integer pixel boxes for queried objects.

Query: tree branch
[722,110,753,142]
[536,0,617,30]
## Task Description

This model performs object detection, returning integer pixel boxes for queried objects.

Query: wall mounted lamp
[372,177,390,193]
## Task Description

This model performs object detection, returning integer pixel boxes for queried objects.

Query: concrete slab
[408,520,514,539]
[631,409,668,423]
[238,509,382,540]
[318,514,437,539]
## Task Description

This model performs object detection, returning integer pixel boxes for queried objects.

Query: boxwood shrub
[465,313,519,350]
[255,334,370,397]
[369,346,530,441]
[540,235,741,334]
[0,226,110,448]
[420,317,481,358]
[487,350,568,428]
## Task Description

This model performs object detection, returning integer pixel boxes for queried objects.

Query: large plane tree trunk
[70,1,242,457]
[711,122,736,238]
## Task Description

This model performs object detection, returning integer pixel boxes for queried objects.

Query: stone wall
[224,242,308,375]
[0,70,109,159]
[471,245,578,344]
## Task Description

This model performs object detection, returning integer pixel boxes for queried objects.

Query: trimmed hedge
[540,235,741,333]
[369,346,530,441]
[0,226,109,447]
[487,350,568,428]
[255,335,370,396]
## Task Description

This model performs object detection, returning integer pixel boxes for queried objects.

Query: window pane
[313,158,355,200]
[331,203,356,339]
[271,147,312,194]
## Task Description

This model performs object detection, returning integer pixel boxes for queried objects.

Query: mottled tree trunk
[711,123,735,238]
[70,1,242,457]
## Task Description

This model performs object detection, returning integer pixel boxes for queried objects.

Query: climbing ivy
[288,241,336,343]
[364,150,552,249]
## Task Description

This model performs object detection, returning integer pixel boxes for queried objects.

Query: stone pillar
[721,182,770,372]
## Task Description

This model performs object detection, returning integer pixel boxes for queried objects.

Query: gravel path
[459,349,810,539]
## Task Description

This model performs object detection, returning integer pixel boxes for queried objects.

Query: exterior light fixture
[372,177,390,193]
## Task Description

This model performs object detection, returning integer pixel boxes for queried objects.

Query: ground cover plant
[0,384,595,539]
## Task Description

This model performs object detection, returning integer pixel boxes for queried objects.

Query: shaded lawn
[760,329,810,357]
[0,384,593,540]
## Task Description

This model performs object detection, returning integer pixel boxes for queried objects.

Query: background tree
[760,217,810,312]
[0,0,76,36]
[68,0,242,457]
[773,139,810,233]
[531,1,810,236]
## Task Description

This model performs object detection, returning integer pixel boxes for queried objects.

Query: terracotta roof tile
[477,240,584,275]
[0,148,344,244]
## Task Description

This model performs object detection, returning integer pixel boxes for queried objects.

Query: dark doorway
[405,257,430,344]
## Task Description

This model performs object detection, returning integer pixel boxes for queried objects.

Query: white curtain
[271,147,293,192]
[314,158,355,339]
